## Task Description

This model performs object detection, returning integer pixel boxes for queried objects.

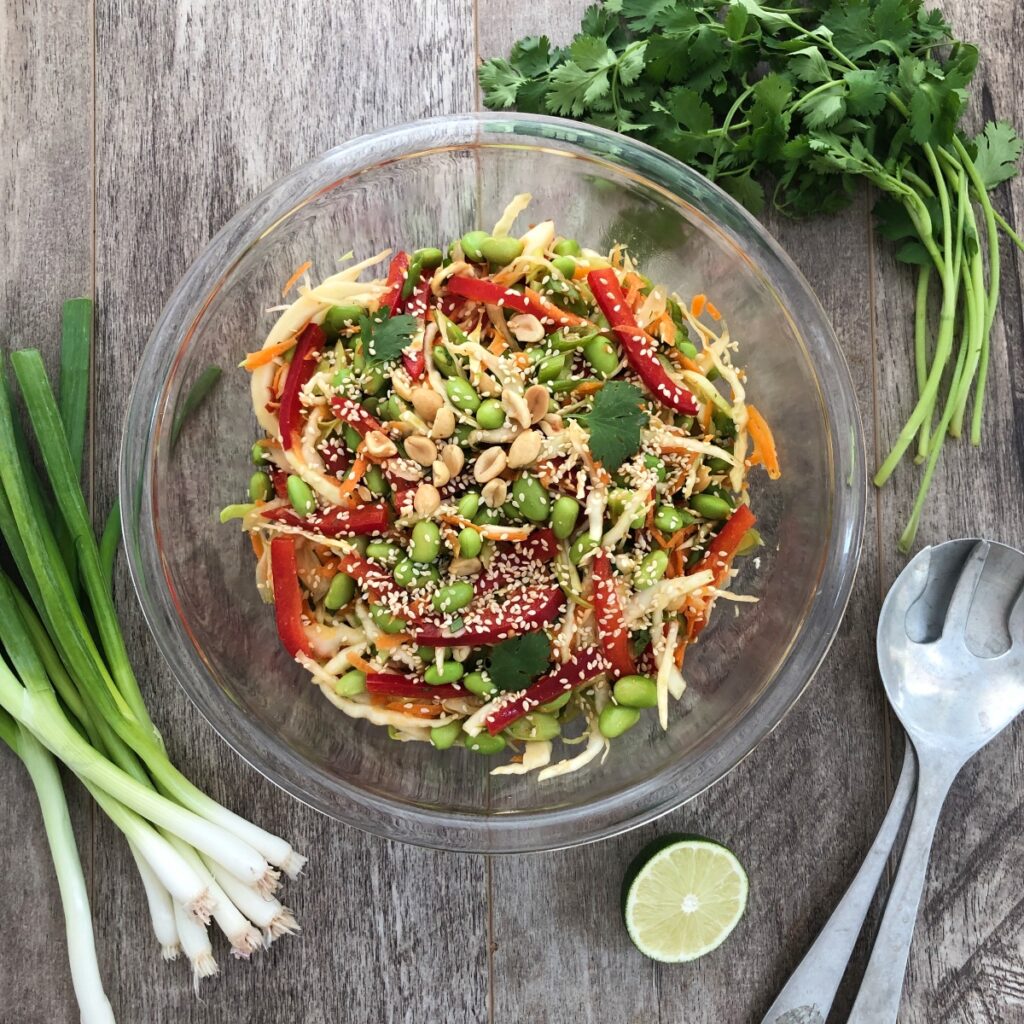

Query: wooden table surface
[4,1,1024,1021]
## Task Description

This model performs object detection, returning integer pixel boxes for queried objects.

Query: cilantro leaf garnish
[479,0,1024,550]
[359,307,418,366]
[585,381,648,471]
[488,632,551,693]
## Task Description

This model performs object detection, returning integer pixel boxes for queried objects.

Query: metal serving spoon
[763,538,1024,1024]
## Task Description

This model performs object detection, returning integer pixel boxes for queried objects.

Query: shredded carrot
[705,301,721,321]
[573,380,604,397]
[489,335,508,356]
[674,642,686,669]
[346,650,375,674]
[658,313,676,347]
[336,456,367,500]
[243,335,298,371]
[691,294,707,318]
[375,632,412,650]
[624,272,644,310]
[746,404,781,479]
[249,533,264,558]
[271,360,289,397]
[385,701,446,719]
[514,352,532,369]
[572,263,589,281]
[668,469,690,496]
[610,244,623,269]
[282,260,312,298]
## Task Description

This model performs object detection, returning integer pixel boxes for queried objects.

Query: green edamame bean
[455,423,475,445]
[364,464,388,495]
[735,527,763,557]
[505,713,561,742]
[569,533,598,565]
[394,557,439,589]
[528,346,546,365]
[324,304,363,335]
[676,338,698,359]
[425,660,465,685]
[465,732,506,755]
[362,396,381,417]
[475,398,506,429]
[430,720,462,750]
[463,671,497,698]
[502,500,522,523]
[460,230,490,261]
[480,236,524,266]
[707,456,732,473]
[343,424,363,452]
[286,476,316,516]
[613,675,659,709]
[414,246,444,270]
[458,527,482,558]
[550,496,580,540]
[653,504,693,534]
[366,541,403,564]
[537,353,566,383]
[334,669,366,697]
[432,345,457,377]
[362,365,386,395]
[643,453,668,482]
[553,238,582,257]
[446,377,481,413]
[410,520,442,563]
[583,335,618,378]
[634,550,669,589]
[690,493,732,520]
[457,492,481,519]
[351,535,370,555]
[370,605,406,634]
[539,690,572,713]
[474,506,503,527]
[251,442,266,466]
[248,471,272,502]
[599,704,641,738]
[432,581,475,614]
[608,489,644,529]
[510,475,550,523]
[552,255,577,278]
[324,572,356,611]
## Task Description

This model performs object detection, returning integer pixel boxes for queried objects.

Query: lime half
[622,835,748,963]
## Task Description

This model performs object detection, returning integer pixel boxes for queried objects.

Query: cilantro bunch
[480,0,1024,551]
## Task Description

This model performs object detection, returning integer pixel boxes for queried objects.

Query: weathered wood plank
[876,2,1024,1020]
[475,6,889,1022]
[0,1,93,1021]
[88,1,483,1021]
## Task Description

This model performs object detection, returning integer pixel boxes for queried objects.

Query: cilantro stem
[992,210,1024,252]
[913,265,932,460]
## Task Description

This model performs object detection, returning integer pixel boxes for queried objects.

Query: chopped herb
[585,380,648,471]
[359,307,418,366]
[487,631,551,693]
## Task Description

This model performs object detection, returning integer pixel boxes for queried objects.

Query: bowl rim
[120,111,866,854]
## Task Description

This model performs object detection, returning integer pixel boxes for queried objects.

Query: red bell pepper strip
[278,322,326,449]
[691,505,756,582]
[270,468,290,500]
[446,276,590,332]
[269,536,311,658]
[412,584,565,647]
[379,251,411,313]
[586,268,698,416]
[402,347,426,380]
[479,527,559,590]
[336,549,402,602]
[365,673,465,700]
[329,396,382,437]
[262,502,391,538]
[484,646,612,735]
[592,549,636,678]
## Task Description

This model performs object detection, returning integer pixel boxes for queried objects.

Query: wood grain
[2,0,1024,1020]
[0,1,93,1022]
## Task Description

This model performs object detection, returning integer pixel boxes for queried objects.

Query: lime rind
[623,838,748,963]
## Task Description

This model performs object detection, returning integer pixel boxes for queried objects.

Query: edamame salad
[224,195,780,779]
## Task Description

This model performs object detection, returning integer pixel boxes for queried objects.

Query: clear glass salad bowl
[121,113,865,853]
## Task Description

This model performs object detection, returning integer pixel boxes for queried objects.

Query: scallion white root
[173,902,218,992]
[127,840,181,960]
[205,857,300,942]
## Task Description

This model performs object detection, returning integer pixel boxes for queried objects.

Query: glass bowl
[121,113,865,853]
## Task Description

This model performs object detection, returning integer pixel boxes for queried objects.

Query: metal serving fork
[764,539,1024,1024]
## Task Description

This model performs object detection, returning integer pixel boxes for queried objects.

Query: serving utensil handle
[847,751,959,1023]
[760,746,916,1024]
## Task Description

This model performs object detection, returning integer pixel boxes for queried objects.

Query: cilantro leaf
[972,121,1024,190]
[359,309,418,366]
[488,632,551,693]
[585,381,648,471]
[479,58,525,110]
[509,35,554,78]
[843,68,891,117]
